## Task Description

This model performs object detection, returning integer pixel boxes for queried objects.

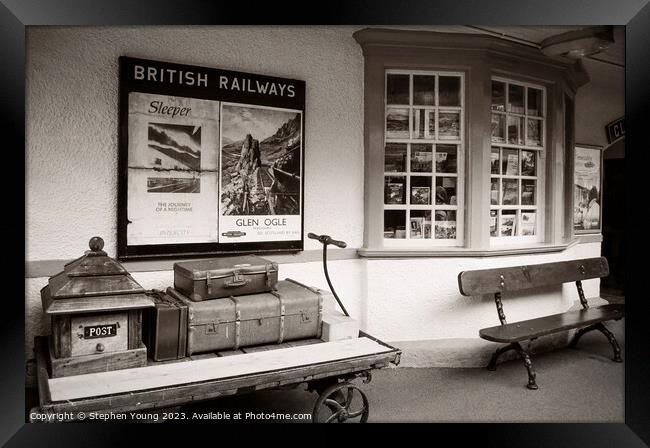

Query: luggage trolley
[32,234,401,423]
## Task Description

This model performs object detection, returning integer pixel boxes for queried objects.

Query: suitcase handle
[224,271,251,288]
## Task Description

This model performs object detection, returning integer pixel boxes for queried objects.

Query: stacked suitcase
[145,255,324,361]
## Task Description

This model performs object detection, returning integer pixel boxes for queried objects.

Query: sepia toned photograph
[19,13,634,434]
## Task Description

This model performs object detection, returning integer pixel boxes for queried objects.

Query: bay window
[354,28,588,257]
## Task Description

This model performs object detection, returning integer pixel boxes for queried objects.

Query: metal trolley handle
[307,232,350,317]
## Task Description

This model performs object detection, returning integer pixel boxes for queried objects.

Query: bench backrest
[458,257,609,296]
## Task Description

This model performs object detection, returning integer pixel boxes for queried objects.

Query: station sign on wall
[605,117,624,145]
[118,57,305,259]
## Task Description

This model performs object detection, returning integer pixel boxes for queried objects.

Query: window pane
[502,149,519,176]
[435,177,457,205]
[386,108,410,139]
[491,147,501,174]
[502,178,519,205]
[489,210,498,236]
[384,176,406,204]
[410,210,432,239]
[508,84,524,114]
[413,75,435,105]
[521,150,536,176]
[413,108,435,139]
[527,88,543,116]
[435,144,457,173]
[384,210,406,239]
[439,76,461,107]
[438,112,460,139]
[491,113,505,143]
[521,179,536,205]
[435,210,457,239]
[526,118,542,147]
[410,144,432,172]
[490,178,500,205]
[410,176,432,205]
[520,210,536,236]
[387,74,409,105]
[491,81,506,111]
[500,210,517,236]
[507,115,524,145]
[385,143,407,173]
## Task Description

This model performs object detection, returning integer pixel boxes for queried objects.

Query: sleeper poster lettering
[119,57,305,258]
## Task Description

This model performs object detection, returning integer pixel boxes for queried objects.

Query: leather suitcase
[174,255,279,302]
[166,279,323,355]
[143,290,188,361]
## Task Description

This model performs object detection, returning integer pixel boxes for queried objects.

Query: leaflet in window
[500,211,517,237]
[410,144,432,173]
[520,211,536,236]
[386,108,410,139]
[435,210,457,239]
[436,145,457,173]
[438,112,460,140]
[491,114,506,143]
[502,179,519,205]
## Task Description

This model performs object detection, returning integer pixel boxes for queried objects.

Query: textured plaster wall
[575,58,625,148]
[25,26,610,367]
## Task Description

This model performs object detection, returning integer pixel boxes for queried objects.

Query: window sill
[358,239,582,258]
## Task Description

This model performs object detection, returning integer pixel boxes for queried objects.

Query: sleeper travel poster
[573,145,603,234]
[118,57,305,258]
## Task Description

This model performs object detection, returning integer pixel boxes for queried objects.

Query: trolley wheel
[312,381,369,423]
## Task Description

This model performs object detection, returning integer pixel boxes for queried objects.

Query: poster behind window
[573,145,603,234]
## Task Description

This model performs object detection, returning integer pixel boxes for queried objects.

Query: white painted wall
[25,26,616,366]
[575,58,625,148]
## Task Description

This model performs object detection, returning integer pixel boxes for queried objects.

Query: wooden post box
[40,236,154,377]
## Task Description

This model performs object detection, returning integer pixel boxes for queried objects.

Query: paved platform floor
[179,319,624,423]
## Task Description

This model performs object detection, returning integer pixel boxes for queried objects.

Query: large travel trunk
[166,279,323,355]
[143,290,188,361]
[174,255,279,302]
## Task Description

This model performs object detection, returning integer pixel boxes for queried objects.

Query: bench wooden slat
[458,257,609,296]
[479,303,624,343]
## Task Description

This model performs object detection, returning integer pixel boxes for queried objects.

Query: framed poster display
[118,57,305,259]
[573,144,603,234]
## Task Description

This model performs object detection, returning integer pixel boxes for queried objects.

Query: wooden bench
[458,257,624,390]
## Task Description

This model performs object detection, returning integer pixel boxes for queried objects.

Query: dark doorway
[601,156,625,296]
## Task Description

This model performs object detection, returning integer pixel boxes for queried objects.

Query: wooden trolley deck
[33,333,401,422]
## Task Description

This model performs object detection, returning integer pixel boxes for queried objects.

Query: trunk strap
[229,296,241,351]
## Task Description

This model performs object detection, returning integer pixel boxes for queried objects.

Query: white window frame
[383,69,465,247]
[489,76,546,246]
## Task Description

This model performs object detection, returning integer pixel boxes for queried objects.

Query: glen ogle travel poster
[118,57,305,258]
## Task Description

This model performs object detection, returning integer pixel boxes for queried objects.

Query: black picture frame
[118,56,306,259]
[7,0,649,445]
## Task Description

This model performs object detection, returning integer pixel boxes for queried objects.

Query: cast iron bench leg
[595,322,623,362]
[515,342,538,390]
[570,322,622,363]
[486,343,518,371]
[569,324,598,348]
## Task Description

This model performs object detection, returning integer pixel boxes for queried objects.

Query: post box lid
[45,236,151,307]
